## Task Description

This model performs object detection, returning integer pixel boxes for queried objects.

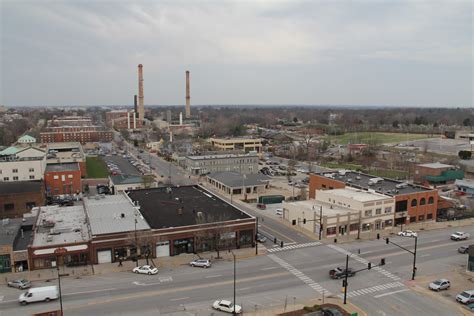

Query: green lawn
[320,162,364,171]
[86,156,109,178]
[320,162,408,179]
[325,132,437,145]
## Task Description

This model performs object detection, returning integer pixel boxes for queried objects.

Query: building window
[411,199,417,207]
[384,207,392,213]
[4,203,14,211]
[3,177,9,181]
[68,174,73,179]
[410,216,416,223]
[375,208,382,215]
[53,175,59,180]
[418,215,424,221]
[384,219,393,227]
[12,169,18,173]
[365,210,372,217]
[29,168,34,172]
[13,176,18,181]
[29,175,35,179]
[428,197,434,204]
[420,198,426,205]
[427,213,433,220]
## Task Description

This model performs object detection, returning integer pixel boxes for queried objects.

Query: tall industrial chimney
[134,94,138,114]
[138,64,145,123]
[185,70,191,119]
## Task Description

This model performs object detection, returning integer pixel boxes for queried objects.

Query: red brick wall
[308,174,346,199]
[0,189,45,219]
[44,169,82,196]
[395,190,438,223]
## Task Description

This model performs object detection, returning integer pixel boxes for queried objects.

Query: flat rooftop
[207,172,270,188]
[319,188,391,202]
[32,205,90,247]
[84,194,150,235]
[45,163,80,172]
[186,153,258,160]
[318,171,433,196]
[0,218,22,246]
[283,200,359,217]
[127,186,253,229]
[0,181,43,195]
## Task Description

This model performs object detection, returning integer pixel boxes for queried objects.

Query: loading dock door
[97,250,112,264]
[156,241,170,257]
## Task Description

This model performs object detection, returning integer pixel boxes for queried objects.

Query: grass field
[320,162,408,179]
[86,156,109,178]
[325,132,437,145]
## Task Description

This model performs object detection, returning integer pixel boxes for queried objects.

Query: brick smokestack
[138,64,144,122]
[185,70,191,119]
[134,94,138,115]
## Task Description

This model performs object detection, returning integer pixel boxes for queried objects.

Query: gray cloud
[0,0,472,107]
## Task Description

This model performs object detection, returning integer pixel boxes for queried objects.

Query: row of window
[3,175,35,181]
[3,202,36,211]
[364,207,392,217]
[410,214,433,222]
[0,168,35,174]
[52,174,74,180]
[411,197,435,207]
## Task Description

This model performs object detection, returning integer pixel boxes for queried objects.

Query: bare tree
[126,230,158,265]
[194,213,236,259]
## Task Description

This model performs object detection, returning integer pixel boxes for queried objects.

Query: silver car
[190,259,211,268]
[429,279,450,291]
[7,279,31,289]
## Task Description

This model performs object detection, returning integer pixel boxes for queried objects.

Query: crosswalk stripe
[267,241,322,253]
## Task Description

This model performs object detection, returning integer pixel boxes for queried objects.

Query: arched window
[428,196,434,204]
[420,198,426,205]
[411,199,417,207]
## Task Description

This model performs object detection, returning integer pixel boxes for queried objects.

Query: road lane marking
[260,267,278,271]
[374,289,410,298]
[420,254,430,258]
[133,281,161,286]
[170,297,189,301]
[63,288,117,296]
[205,274,222,278]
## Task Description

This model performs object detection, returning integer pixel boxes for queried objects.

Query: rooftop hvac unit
[47,235,53,242]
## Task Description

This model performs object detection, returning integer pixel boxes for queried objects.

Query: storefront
[172,238,194,256]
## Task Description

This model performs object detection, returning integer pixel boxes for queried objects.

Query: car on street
[329,267,356,279]
[7,279,31,289]
[451,232,470,241]
[458,246,469,254]
[429,279,451,291]
[189,259,211,268]
[256,203,266,210]
[132,265,158,275]
[256,233,267,243]
[398,230,418,238]
[275,209,283,217]
[212,299,242,314]
[456,290,474,304]
[18,286,58,305]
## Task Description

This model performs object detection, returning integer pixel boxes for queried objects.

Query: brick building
[40,126,113,144]
[49,116,92,127]
[44,163,82,197]
[0,181,45,219]
[106,110,142,130]
[414,162,464,187]
[309,171,438,225]
[46,143,86,177]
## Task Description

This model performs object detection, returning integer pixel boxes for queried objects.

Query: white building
[0,146,46,182]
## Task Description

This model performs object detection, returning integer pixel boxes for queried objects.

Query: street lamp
[231,251,237,315]
[54,247,67,315]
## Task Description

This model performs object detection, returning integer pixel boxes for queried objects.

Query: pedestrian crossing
[268,254,332,296]
[326,244,400,281]
[267,241,322,253]
[337,281,405,299]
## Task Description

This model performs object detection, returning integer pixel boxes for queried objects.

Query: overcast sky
[0,0,472,107]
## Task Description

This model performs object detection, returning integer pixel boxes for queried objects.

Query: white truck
[18,286,59,305]
[450,232,470,241]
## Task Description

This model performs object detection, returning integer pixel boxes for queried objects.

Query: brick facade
[44,165,82,196]
[0,183,45,219]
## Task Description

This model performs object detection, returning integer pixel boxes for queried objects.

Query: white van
[19,286,59,305]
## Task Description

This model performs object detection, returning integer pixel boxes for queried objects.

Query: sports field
[326,132,437,145]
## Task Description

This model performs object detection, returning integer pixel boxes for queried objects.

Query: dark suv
[329,267,356,279]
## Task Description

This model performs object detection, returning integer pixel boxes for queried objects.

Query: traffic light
[377,233,380,240]
[342,280,347,287]
[380,258,386,266]
[368,262,372,270]
[386,238,389,244]
[280,241,284,248]
[292,219,297,226]
[303,218,307,224]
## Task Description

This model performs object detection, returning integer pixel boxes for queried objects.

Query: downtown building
[40,126,113,144]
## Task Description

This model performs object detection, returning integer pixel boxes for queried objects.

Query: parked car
[8,279,31,289]
[456,290,474,304]
[256,203,266,210]
[458,246,469,254]
[429,279,451,291]
[451,232,470,241]
[189,259,211,268]
[256,233,267,243]
[398,230,418,238]
[275,209,283,216]
[329,267,355,279]
[132,265,158,275]
[58,199,74,207]
[97,185,110,195]
[212,299,242,314]
[18,286,59,305]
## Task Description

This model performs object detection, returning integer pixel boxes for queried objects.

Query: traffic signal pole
[383,236,418,280]
[343,254,349,304]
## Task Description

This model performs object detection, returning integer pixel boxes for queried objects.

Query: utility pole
[232,252,236,315]
[343,254,349,304]
[134,212,138,267]
[412,236,418,280]
[255,217,259,255]
[319,206,323,241]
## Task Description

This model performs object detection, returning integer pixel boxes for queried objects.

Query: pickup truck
[451,232,470,241]
[329,267,356,279]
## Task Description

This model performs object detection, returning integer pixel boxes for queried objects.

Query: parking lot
[103,156,141,176]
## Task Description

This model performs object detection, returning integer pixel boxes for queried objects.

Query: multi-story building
[0,146,46,182]
[106,110,142,130]
[40,126,113,144]
[309,171,438,225]
[49,116,93,127]
[284,187,394,239]
[44,163,82,196]
[210,137,262,153]
[0,181,45,219]
[0,217,35,273]
[414,162,464,186]
[185,152,259,175]
[46,142,86,176]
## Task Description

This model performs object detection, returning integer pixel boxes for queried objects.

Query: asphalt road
[2,226,471,316]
